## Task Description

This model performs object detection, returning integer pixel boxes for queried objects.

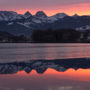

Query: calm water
[0,43,90,62]
[0,43,90,90]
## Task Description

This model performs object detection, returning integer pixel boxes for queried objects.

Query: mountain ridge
[0,11,90,36]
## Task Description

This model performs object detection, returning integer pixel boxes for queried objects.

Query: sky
[0,0,90,16]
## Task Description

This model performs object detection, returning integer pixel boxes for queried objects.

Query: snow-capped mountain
[48,13,68,22]
[0,11,24,21]
[29,11,48,23]
[0,11,90,36]
[35,11,48,19]
[24,11,32,18]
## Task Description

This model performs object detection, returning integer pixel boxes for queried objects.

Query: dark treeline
[0,31,31,43]
[32,29,90,43]
[1,29,90,43]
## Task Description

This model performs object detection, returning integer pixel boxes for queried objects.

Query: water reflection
[0,68,90,90]
[0,59,90,90]
[0,58,90,74]
[16,68,90,82]
[0,43,90,90]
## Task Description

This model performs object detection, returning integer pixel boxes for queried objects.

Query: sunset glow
[0,0,90,16]
[15,2,90,16]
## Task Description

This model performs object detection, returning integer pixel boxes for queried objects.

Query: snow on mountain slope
[30,11,48,23]
[0,11,90,35]
[0,11,24,21]
[76,25,90,31]
[7,22,14,25]
[48,13,68,22]
[16,22,31,28]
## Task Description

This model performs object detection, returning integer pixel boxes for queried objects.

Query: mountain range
[0,58,90,74]
[0,11,90,36]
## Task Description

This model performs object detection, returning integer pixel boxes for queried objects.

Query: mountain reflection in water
[0,58,90,90]
[0,58,90,74]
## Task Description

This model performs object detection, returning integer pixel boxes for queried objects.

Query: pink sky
[0,0,90,16]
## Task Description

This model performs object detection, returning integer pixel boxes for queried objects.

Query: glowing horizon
[15,2,90,16]
[0,0,90,16]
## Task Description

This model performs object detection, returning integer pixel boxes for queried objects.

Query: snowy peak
[0,11,17,15]
[0,11,23,21]
[35,11,47,18]
[24,11,32,18]
[54,13,68,18]
[48,13,68,22]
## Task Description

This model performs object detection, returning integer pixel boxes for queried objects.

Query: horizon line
[0,10,90,16]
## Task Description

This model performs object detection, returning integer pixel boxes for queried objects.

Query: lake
[0,43,90,62]
[0,43,90,90]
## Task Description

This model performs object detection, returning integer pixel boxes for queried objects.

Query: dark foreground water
[0,43,90,90]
